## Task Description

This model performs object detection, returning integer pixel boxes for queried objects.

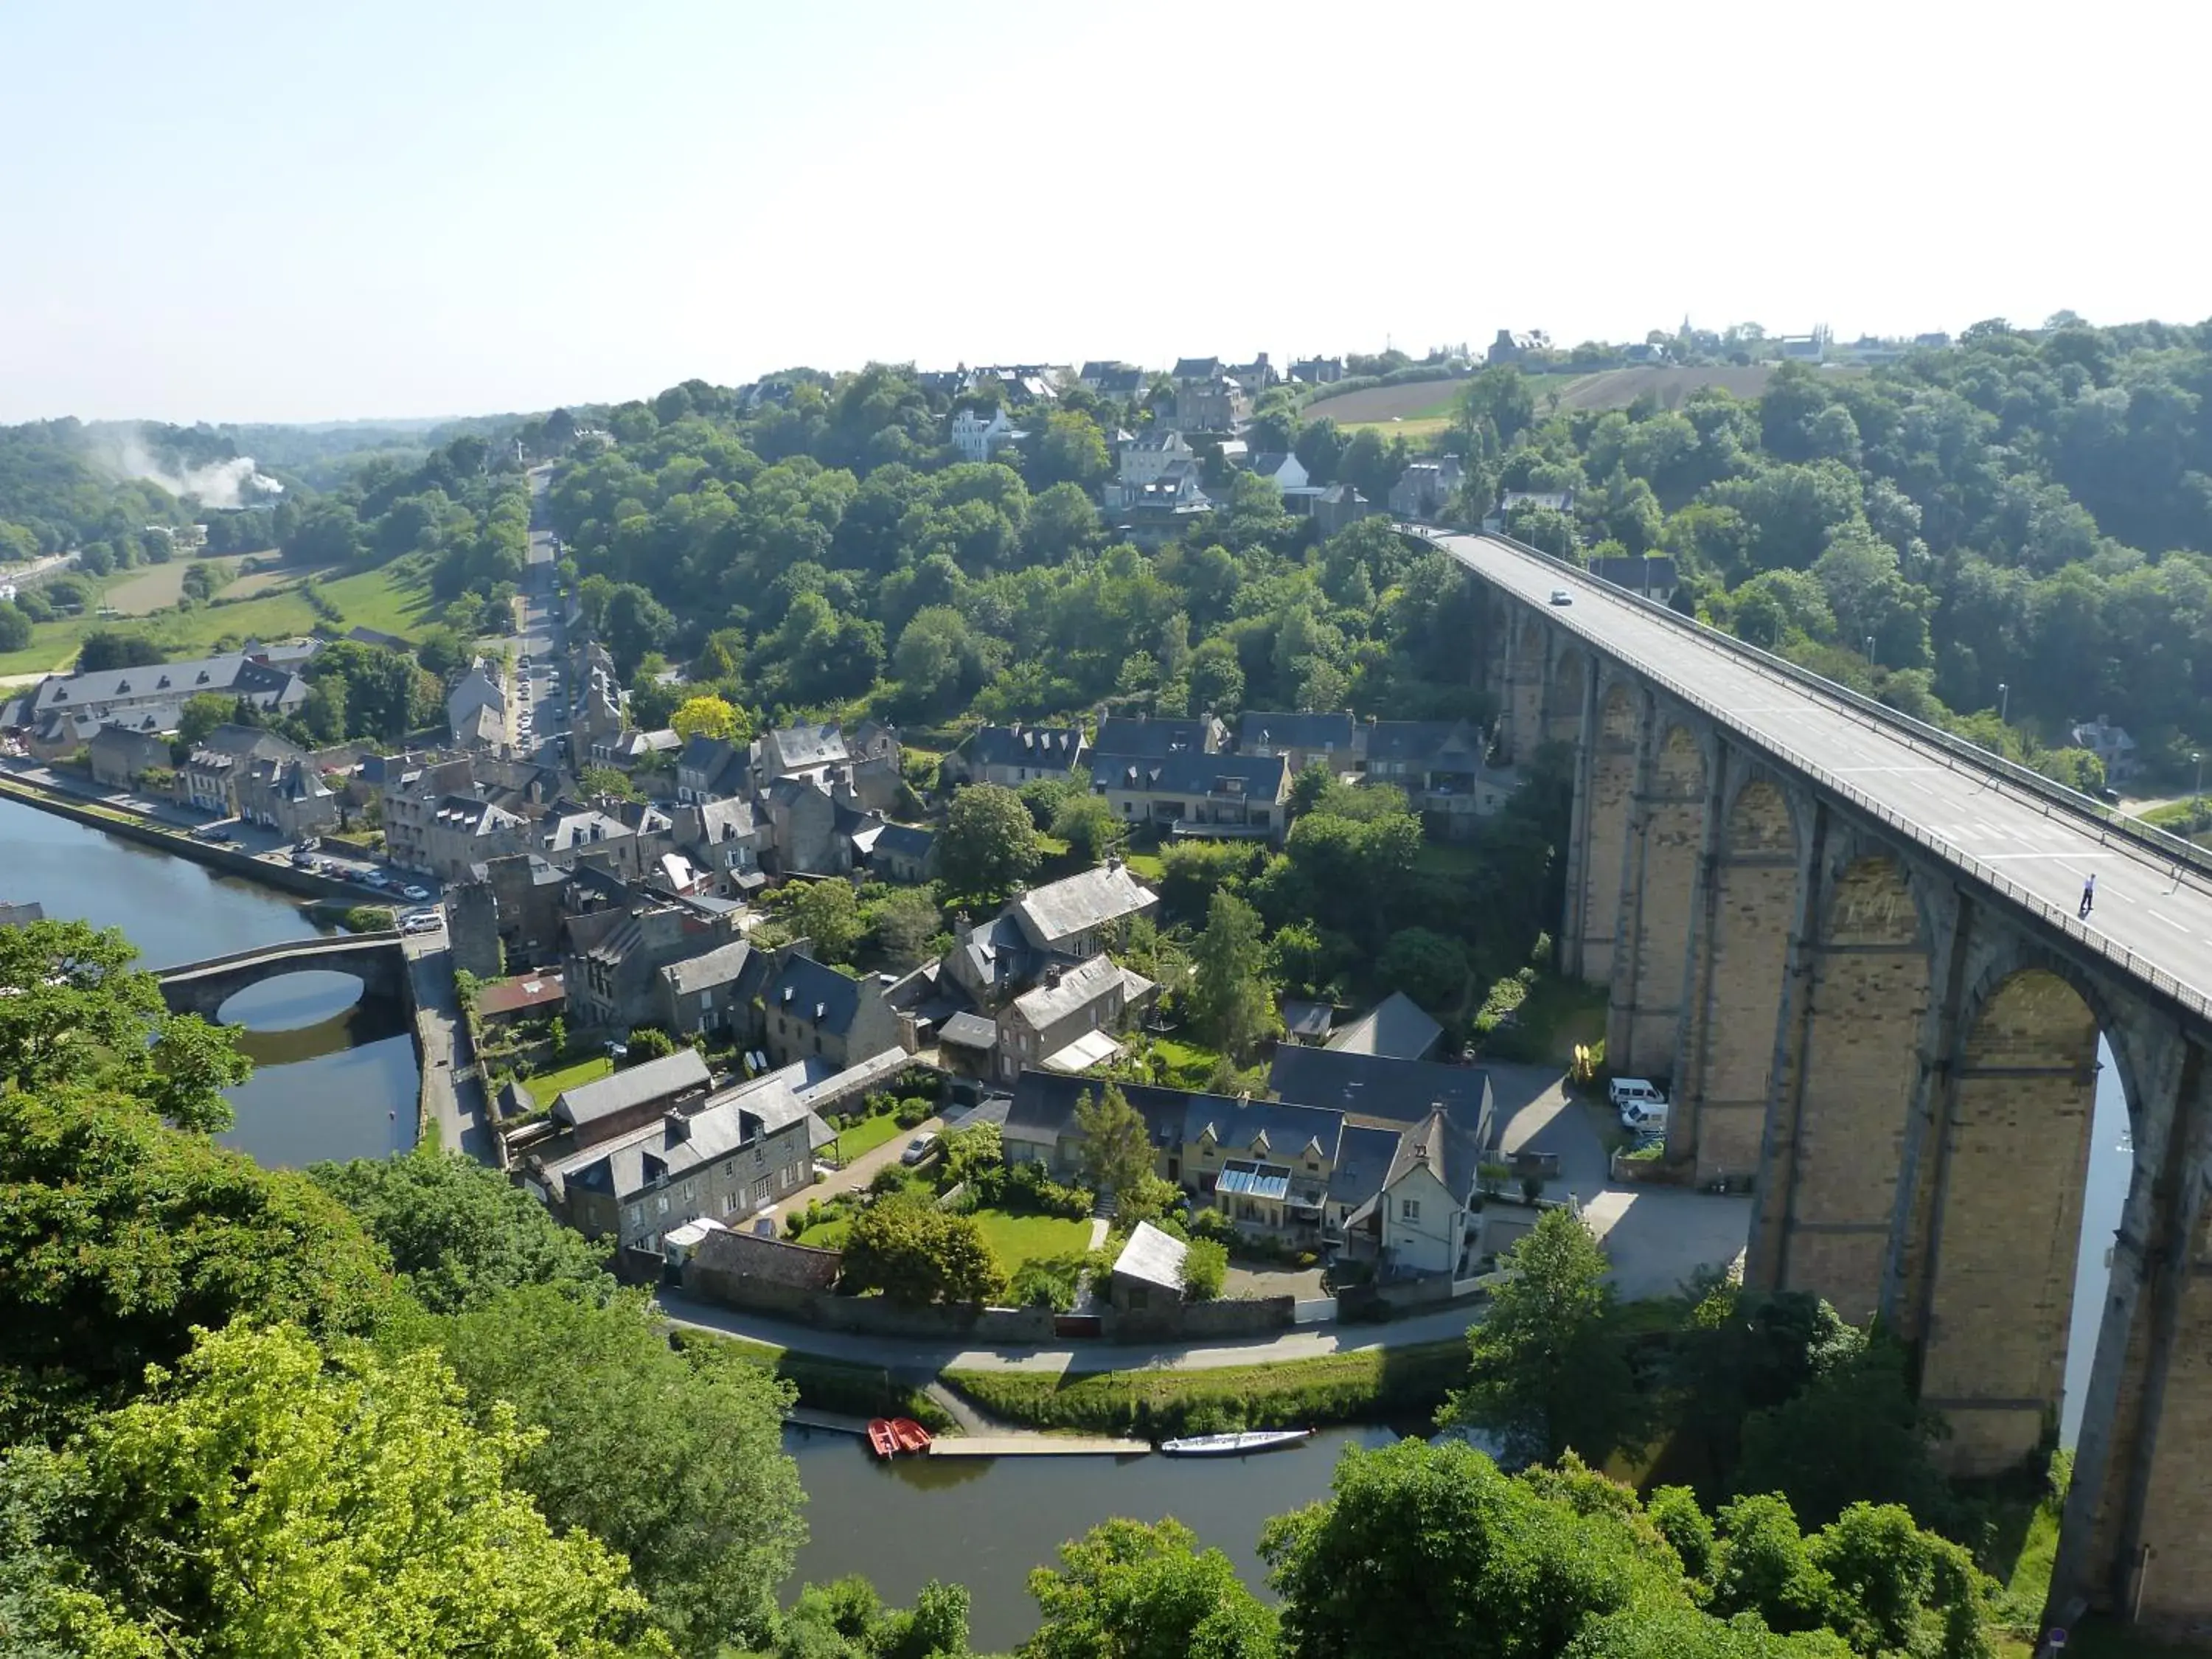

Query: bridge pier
[1608,717,1709,1079]
[1573,681,1641,991]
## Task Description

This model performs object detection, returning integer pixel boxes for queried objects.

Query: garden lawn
[970,1208,1091,1276]
[518,1054,613,1099]
[796,1219,852,1250]
[832,1113,905,1162]
[1147,1037,1221,1089]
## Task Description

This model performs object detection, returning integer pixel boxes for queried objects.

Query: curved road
[1437,532,2212,1013]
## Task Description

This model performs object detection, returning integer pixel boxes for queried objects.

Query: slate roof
[660,939,755,998]
[939,1011,1000,1050]
[870,822,935,864]
[1279,998,1335,1041]
[692,1228,842,1291]
[552,1060,824,1205]
[1268,1046,1493,1141]
[1113,1222,1188,1293]
[964,724,1085,771]
[1325,990,1444,1061]
[29,651,302,716]
[1363,720,1486,771]
[552,1048,712,1130]
[762,953,864,1034]
[1011,863,1158,950]
[1091,750,1290,799]
[1327,1123,1404,1218]
[950,913,1037,998]
[1237,710,1355,753]
[762,723,848,773]
[1172,356,1222,380]
[1006,1071,1234,1150]
[1383,1105,1485,1203]
[434,795,524,838]
[1006,953,1124,1032]
[1093,714,1212,758]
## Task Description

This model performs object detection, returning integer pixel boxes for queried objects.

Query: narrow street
[404,935,493,1162]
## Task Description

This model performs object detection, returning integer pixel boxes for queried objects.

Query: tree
[0,919,250,1132]
[308,1147,613,1315]
[1735,1340,1952,1530]
[840,1198,1005,1307]
[5,1321,666,1659]
[0,1087,392,1444]
[1443,1208,1643,1467]
[787,879,865,964]
[1051,790,1123,866]
[581,763,644,801]
[938,783,1040,900]
[671,693,748,744]
[434,1287,805,1652]
[0,600,29,653]
[1377,926,1470,1012]
[1074,1082,1154,1210]
[1261,1439,1683,1659]
[1182,1238,1228,1302]
[1026,1517,1278,1659]
[625,1026,678,1061]
[866,886,944,969]
[1565,1608,1853,1659]
[73,630,164,673]
[1185,890,1273,1057]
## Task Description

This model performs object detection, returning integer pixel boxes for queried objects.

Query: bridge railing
[158,929,406,978]
[1411,523,2212,891]
[1427,532,2212,1016]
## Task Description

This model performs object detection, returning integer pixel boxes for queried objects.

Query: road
[404,933,493,1161]
[493,465,569,757]
[1439,531,2212,1012]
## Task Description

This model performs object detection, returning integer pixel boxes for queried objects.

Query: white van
[1620,1101,1670,1135]
[1609,1077,1668,1128]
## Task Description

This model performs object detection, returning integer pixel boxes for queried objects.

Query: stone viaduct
[158,931,414,1021]
[1414,527,2212,1636]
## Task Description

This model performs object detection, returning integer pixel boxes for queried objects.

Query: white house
[1245,452,1310,491]
[1360,1106,1481,1276]
[951,407,1026,463]
[1116,429,1195,487]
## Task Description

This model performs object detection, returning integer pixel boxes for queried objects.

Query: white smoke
[97,426,284,508]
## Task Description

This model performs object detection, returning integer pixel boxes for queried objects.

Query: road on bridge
[1442,532,2212,1012]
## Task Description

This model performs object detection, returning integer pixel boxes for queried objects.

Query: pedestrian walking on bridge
[2079,873,2097,919]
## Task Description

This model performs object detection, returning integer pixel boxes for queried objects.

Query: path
[404,936,493,1162]
[765,1113,944,1224]
[658,1287,1487,1377]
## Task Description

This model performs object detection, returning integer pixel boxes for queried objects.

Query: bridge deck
[1442,532,2212,1015]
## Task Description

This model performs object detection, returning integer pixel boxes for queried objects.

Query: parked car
[900,1132,939,1166]
[363,871,392,888]
[402,913,443,935]
[191,824,235,843]
[1609,1077,1668,1131]
[402,885,431,901]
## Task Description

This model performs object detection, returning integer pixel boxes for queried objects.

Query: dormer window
[196,672,209,684]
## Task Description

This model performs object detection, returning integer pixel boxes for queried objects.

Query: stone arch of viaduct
[1475,588,2212,1634]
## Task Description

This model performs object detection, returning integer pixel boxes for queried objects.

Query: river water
[0,796,417,1165]
[0,792,2143,1638]
[785,1423,1399,1652]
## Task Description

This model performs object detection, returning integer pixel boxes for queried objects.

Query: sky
[2,0,2208,426]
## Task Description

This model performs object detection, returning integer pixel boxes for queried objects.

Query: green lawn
[1147,1037,1223,1090]
[796,1218,852,1249]
[833,1113,906,1162]
[1413,841,1487,877]
[0,561,439,676]
[1121,851,1165,881]
[518,1054,613,1100]
[970,1208,1091,1275]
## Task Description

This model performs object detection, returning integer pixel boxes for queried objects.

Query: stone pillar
[1502,608,1545,767]
[2053,1028,2212,1628]
[1747,838,1933,1321]
[1916,965,2101,1474]
[1574,681,1641,991]
[1673,766,1801,1184]
[1557,659,1600,981]
[1609,719,1708,1079]
[1545,641,1587,748]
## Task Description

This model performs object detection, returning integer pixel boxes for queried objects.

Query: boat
[1158,1427,1315,1457]
[866,1419,900,1459]
[890,1418,933,1454]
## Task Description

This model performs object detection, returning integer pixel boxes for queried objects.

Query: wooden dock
[926,1434,1151,1458]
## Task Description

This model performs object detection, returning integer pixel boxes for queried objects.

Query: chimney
[1046,965,1062,989]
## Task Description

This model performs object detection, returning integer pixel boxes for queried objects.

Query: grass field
[104,558,206,616]
[517,1054,613,1100]
[669,1328,953,1430]
[0,560,439,677]
[944,1338,1468,1436]
[971,1208,1091,1274]
[833,1112,906,1163]
[797,1218,852,1248]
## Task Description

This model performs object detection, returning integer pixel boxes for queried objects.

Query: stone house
[562,897,746,1034]
[945,723,1088,790]
[756,953,909,1071]
[1234,710,1358,777]
[858,821,935,885]
[762,776,846,875]
[235,753,338,841]
[1345,1105,1483,1276]
[1088,750,1293,842]
[992,953,1141,1084]
[671,797,772,897]
[88,723,171,789]
[23,650,307,733]
[1362,719,1517,837]
[675,736,751,804]
[1108,1221,1188,1312]
[657,939,771,1040]
[1388,457,1466,520]
[529,1062,830,1252]
[446,660,506,747]
[173,725,316,821]
[1092,712,1224,759]
[549,1048,713,1148]
[1009,861,1161,956]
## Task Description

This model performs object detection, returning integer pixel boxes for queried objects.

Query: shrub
[1183,1238,1228,1301]
[341,905,397,933]
[893,1096,933,1129]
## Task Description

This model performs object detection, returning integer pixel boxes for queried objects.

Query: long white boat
[1158,1427,1315,1457]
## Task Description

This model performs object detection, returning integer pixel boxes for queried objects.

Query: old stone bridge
[158,931,413,1021]
[1410,526,2212,1634]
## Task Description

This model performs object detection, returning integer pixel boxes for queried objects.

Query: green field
[971,1208,1091,1274]
[517,1054,613,1100]
[0,561,440,676]
[833,1113,905,1163]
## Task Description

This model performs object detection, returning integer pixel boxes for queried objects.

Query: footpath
[657,1286,1483,1378]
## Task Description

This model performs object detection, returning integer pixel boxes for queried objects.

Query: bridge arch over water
[158,931,412,1023]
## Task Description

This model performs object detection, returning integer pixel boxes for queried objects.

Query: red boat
[866,1419,900,1458]
[890,1418,933,1454]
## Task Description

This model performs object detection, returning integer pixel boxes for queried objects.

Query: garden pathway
[764,1113,943,1226]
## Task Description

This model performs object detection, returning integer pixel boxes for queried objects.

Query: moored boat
[1158,1427,1315,1456]
[866,1419,900,1458]
[890,1417,933,1453]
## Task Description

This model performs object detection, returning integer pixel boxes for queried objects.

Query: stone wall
[1578,684,1639,988]
[1614,721,1706,1077]
[1104,1295,1293,1343]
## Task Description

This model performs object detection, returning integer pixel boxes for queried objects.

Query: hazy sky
[3,0,2207,425]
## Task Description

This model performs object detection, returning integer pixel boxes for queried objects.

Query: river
[0,795,417,1166]
[785,1423,1399,1651]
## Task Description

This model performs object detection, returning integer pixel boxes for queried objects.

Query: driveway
[763,1113,944,1225]
[1489,1060,1750,1298]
